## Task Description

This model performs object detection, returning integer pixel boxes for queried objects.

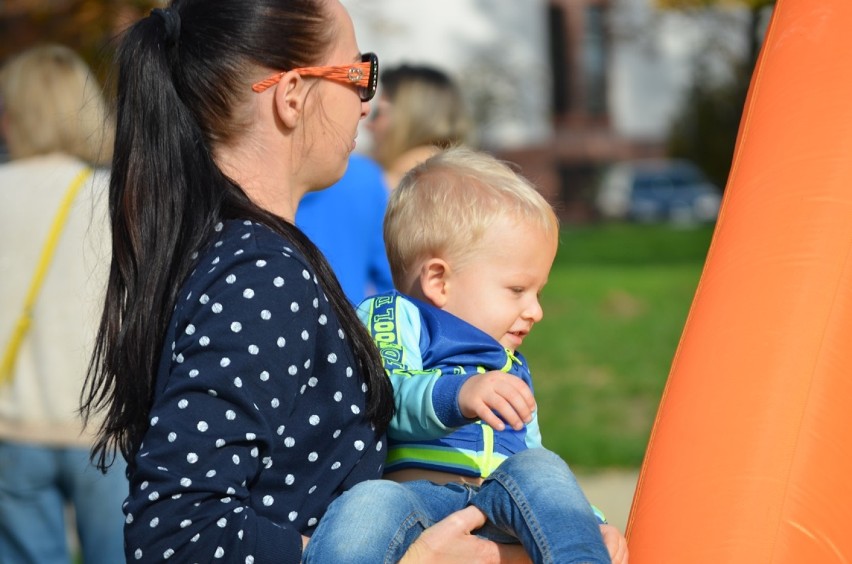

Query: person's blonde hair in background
[0,43,125,564]
[384,146,557,291]
[367,64,471,189]
[1,43,113,164]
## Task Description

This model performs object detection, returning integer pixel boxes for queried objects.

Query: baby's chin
[499,330,526,353]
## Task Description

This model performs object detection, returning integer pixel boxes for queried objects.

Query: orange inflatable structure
[626,0,852,561]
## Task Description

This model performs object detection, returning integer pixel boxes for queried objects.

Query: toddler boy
[305,147,616,564]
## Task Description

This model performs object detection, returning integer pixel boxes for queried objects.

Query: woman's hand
[399,506,531,564]
[600,524,629,564]
[399,507,627,564]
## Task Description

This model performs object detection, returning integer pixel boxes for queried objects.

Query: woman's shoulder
[181,219,318,302]
[203,219,308,266]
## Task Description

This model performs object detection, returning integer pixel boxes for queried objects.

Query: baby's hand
[600,524,629,564]
[458,371,536,431]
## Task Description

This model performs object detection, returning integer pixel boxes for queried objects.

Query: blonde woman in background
[368,64,472,189]
[0,44,125,564]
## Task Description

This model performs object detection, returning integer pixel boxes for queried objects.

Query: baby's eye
[509,287,525,294]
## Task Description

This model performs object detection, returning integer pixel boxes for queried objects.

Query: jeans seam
[487,467,553,563]
[385,510,430,564]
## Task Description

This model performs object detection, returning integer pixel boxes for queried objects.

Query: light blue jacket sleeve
[357,296,462,441]
[525,412,543,449]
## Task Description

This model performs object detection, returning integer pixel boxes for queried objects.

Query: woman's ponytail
[83,10,223,469]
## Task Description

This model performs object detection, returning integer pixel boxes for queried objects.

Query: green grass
[69,224,708,560]
[523,222,715,471]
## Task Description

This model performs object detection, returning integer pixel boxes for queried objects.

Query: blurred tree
[658,0,775,66]
[656,0,775,67]
[658,0,775,190]
[0,0,159,83]
[666,60,749,190]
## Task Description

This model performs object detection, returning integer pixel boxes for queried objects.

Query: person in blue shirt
[296,153,394,304]
[304,147,628,564]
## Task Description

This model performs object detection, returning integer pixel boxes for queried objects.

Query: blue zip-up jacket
[357,291,542,478]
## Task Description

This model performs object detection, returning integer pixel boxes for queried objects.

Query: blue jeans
[304,448,610,564]
[0,441,127,564]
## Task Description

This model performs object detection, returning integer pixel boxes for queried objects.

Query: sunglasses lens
[360,52,378,102]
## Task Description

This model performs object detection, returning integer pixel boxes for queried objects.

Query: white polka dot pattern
[121,221,385,563]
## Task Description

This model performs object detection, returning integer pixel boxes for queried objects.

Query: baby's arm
[458,371,537,432]
[358,294,535,437]
[386,365,466,440]
[357,295,473,441]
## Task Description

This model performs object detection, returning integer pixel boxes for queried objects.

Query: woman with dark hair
[81,1,523,562]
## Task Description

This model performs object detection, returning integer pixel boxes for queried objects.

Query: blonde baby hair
[384,146,559,290]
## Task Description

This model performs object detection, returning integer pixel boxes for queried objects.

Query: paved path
[577,469,640,533]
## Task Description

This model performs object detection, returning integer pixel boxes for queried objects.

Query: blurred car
[595,159,722,223]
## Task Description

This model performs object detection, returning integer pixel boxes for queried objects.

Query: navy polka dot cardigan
[123,220,386,563]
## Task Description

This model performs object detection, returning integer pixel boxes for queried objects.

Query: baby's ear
[419,258,450,308]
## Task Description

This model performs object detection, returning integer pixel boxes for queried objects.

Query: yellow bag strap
[0,167,93,385]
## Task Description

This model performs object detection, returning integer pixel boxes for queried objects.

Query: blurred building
[347,0,749,220]
[510,0,666,220]
[0,0,748,219]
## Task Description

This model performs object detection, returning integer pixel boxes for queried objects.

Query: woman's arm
[124,234,336,564]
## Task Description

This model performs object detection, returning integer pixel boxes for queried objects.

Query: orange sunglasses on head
[252,52,379,102]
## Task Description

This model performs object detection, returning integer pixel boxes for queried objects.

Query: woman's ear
[419,258,451,308]
[272,70,307,129]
